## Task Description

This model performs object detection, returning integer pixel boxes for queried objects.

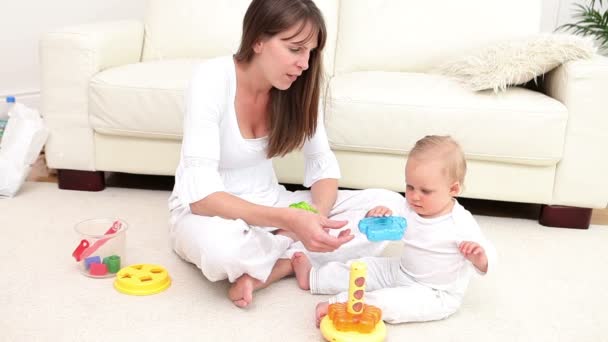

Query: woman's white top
[169,56,340,212]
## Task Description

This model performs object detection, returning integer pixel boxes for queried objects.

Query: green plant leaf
[555,0,608,52]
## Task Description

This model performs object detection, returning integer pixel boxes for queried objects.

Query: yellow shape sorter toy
[114,264,171,296]
[320,261,386,342]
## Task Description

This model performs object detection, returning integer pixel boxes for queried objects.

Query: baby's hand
[459,241,488,273]
[315,301,330,328]
[366,206,392,217]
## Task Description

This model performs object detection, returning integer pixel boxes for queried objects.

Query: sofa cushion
[89,59,201,139]
[335,0,541,74]
[326,72,568,166]
[142,0,340,76]
[435,34,596,92]
[90,62,569,167]
[142,1,250,61]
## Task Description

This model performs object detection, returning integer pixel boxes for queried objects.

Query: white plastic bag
[0,103,49,197]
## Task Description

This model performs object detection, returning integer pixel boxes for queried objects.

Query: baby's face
[405,158,458,218]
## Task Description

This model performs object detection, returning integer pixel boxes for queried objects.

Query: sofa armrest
[40,20,144,171]
[543,55,608,208]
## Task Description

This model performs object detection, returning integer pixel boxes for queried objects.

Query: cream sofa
[40,0,608,228]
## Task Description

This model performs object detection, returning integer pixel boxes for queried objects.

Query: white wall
[0,0,146,109]
[542,0,563,31]
[545,0,608,53]
[0,0,599,110]
[553,0,608,28]
[546,0,605,29]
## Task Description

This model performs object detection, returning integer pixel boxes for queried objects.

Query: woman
[169,0,404,308]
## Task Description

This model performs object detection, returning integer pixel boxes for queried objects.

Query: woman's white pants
[169,188,405,283]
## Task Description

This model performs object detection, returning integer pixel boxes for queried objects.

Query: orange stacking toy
[320,261,387,341]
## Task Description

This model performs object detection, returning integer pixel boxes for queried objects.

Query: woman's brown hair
[234,0,327,158]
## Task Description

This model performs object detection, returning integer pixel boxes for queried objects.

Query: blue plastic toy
[358,216,407,241]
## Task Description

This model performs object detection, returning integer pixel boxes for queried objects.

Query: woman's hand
[286,208,353,252]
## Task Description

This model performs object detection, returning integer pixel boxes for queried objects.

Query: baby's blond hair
[408,135,467,185]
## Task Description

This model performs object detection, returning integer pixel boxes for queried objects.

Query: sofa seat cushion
[89,59,203,139]
[327,72,568,166]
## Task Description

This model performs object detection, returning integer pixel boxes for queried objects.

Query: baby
[291,135,496,325]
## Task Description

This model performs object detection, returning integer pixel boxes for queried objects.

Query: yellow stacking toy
[320,261,386,342]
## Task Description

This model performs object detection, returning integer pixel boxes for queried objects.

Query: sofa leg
[538,205,592,229]
[57,169,105,191]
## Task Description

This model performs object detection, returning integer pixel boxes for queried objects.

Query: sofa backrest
[142,0,340,76]
[334,0,542,74]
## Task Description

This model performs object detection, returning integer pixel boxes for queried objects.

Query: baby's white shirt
[398,200,496,294]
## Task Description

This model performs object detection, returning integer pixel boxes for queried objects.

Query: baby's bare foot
[315,301,330,327]
[228,274,260,308]
[291,252,312,290]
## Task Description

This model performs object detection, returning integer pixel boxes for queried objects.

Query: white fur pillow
[435,34,596,92]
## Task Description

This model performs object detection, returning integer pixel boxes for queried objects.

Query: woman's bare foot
[227,259,294,308]
[315,301,330,327]
[291,252,312,290]
[228,274,260,308]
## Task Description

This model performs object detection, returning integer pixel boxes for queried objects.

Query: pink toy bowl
[73,218,128,278]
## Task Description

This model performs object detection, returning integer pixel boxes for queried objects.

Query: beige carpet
[1,182,607,342]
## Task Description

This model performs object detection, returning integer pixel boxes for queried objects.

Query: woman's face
[254,20,318,90]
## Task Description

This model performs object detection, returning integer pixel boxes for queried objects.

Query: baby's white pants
[310,256,463,323]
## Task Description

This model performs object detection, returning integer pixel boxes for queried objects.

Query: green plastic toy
[289,201,318,213]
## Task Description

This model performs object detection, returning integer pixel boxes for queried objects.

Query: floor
[28,153,608,226]
[7,181,608,341]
